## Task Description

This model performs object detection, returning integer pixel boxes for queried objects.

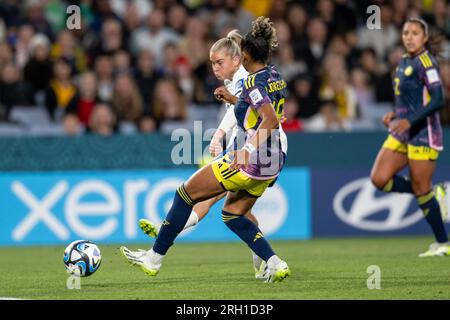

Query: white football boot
[261,255,291,283]
[418,242,450,257]
[120,246,162,276]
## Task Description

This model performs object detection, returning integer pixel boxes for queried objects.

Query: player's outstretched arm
[230,103,278,170]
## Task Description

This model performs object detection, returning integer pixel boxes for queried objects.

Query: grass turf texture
[1,236,450,300]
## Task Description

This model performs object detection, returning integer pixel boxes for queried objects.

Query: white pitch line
[0,297,25,300]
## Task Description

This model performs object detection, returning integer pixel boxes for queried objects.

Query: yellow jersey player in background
[370,18,448,257]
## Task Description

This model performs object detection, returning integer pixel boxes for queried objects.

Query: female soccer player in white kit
[137,29,288,278]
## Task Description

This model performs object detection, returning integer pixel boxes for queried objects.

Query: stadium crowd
[0,0,449,136]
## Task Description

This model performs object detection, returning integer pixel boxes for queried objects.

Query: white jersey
[217,65,288,153]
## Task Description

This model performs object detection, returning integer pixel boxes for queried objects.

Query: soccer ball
[63,240,102,277]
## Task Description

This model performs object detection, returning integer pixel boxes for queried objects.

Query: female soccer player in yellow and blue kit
[121,17,290,282]
[371,18,448,257]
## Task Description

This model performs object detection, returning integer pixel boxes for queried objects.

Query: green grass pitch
[1,236,450,300]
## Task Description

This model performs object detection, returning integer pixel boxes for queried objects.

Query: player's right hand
[209,139,223,157]
[214,86,234,104]
[383,112,396,128]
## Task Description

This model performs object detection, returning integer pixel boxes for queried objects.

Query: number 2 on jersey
[394,77,400,96]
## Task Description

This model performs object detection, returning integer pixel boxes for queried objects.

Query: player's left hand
[229,149,250,171]
[390,119,411,135]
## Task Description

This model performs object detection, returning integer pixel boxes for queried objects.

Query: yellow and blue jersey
[392,49,443,150]
[233,65,287,179]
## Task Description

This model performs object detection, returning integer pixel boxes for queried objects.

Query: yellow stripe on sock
[417,190,435,205]
[177,186,193,206]
[221,214,240,222]
[382,179,393,192]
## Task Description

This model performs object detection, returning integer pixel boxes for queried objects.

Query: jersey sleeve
[217,105,237,133]
[243,74,272,109]
[417,52,442,90]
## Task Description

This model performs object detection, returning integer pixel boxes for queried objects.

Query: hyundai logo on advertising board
[312,168,450,236]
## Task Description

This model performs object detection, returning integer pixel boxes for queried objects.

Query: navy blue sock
[153,185,194,255]
[222,210,275,261]
[417,191,448,243]
[382,175,413,193]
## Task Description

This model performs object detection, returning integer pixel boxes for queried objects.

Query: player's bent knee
[370,173,389,191]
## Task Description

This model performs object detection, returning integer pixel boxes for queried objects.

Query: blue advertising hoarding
[311,168,450,236]
[0,168,311,246]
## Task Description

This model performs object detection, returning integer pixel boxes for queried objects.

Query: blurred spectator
[110,0,151,22]
[296,17,329,75]
[281,98,303,132]
[113,49,132,74]
[358,47,382,85]
[44,0,67,34]
[287,3,308,57]
[375,44,404,104]
[275,45,306,83]
[90,0,121,34]
[24,0,53,39]
[319,69,358,122]
[14,24,35,69]
[88,102,117,136]
[130,8,179,66]
[289,73,319,119]
[174,55,207,105]
[317,0,357,36]
[134,49,161,112]
[161,41,179,77]
[178,17,209,70]
[63,112,83,136]
[213,0,254,37]
[269,0,288,22]
[94,54,114,103]
[111,73,143,123]
[391,0,409,28]
[0,42,13,74]
[23,33,53,105]
[0,0,22,28]
[423,0,450,40]
[350,68,375,120]
[167,4,189,36]
[0,0,448,136]
[45,57,77,121]
[152,78,187,122]
[357,3,399,60]
[89,18,125,60]
[0,62,33,120]
[139,113,159,134]
[121,3,143,40]
[50,30,88,75]
[67,71,98,126]
[304,99,348,132]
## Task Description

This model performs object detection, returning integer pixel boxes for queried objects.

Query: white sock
[251,251,263,270]
[183,211,199,230]
[267,255,281,269]
[148,248,164,267]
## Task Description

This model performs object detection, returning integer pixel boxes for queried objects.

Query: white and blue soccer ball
[63,240,102,277]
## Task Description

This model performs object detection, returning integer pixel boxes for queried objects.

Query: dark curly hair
[241,16,278,64]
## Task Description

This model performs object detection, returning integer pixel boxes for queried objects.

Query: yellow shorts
[211,153,274,197]
[382,135,439,161]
